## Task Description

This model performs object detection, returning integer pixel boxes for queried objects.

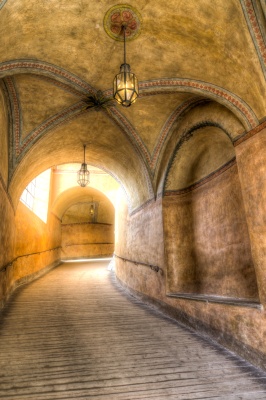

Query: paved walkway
[0,261,266,399]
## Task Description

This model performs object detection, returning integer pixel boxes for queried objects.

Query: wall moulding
[234,119,266,147]
[164,158,236,197]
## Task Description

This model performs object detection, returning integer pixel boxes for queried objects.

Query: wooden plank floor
[0,261,266,399]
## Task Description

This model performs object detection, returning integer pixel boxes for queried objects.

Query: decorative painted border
[164,158,236,197]
[0,60,259,159]
[104,78,258,130]
[4,77,21,162]
[34,74,86,99]
[1,59,261,210]
[14,69,254,133]
[139,79,258,130]
[19,102,86,158]
[104,106,154,199]
[0,60,95,95]
[240,0,266,79]
[106,105,151,164]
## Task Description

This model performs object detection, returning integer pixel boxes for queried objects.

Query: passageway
[0,261,266,399]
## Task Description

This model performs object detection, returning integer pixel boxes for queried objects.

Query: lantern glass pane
[114,71,138,107]
[77,163,90,187]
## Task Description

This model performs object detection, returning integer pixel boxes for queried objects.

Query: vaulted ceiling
[0,0,265,212]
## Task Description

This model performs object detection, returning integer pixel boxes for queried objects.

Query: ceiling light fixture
[90,198,95,216]
[77,144,90,187]
[113,23,139,107]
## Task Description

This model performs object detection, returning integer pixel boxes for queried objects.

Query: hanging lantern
[113,24,139,107]
[77,145,90,187]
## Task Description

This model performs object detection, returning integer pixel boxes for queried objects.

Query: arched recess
[155,100,246,195]
[52,186,115,260]
[162,123,260,305]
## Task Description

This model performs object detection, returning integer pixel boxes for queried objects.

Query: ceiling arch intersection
[3,77,155,204]
[1,58,260,208]
[0,59,256,133]
[1,59,259,164]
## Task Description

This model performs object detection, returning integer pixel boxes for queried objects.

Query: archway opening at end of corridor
[19,163,126,269]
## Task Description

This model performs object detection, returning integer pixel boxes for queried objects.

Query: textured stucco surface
[0,85,8,185]
[165,126,236,191]
[235,128,266,306]
[61,223,114,259]
[1,0,266,374]
[115,189,266,370]
[163,163,258,300]
[0,0,265,212]
[0,199,61,309]
[1,0,265,115]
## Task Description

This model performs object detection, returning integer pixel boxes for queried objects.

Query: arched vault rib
[0,59,259,131]
[104,79,258,131]
[1,60,258,176]
[0,60,95,95]
[138,79,258,130]
[3,74,153,202]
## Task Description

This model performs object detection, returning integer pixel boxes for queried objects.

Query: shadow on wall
[163,126,259,303]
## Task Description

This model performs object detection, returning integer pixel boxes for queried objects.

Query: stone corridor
[0,260,266,400]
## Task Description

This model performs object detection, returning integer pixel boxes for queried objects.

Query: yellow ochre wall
[115,125,266,371]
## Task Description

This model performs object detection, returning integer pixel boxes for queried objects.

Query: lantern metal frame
[77,145,90,187]
[113,24,139,107]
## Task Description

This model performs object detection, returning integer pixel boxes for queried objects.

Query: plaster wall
[115,160,266,370]
[115,197,165,298]
[235,127,266,306]
[0,85,8,185]
[0,183,16,308]
[0,199,61,309]
[164,163,258,301]
[61,222,114,259]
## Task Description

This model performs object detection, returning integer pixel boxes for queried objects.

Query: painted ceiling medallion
[104,4,142,41]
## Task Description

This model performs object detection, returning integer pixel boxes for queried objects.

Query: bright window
[20,170,51,223]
